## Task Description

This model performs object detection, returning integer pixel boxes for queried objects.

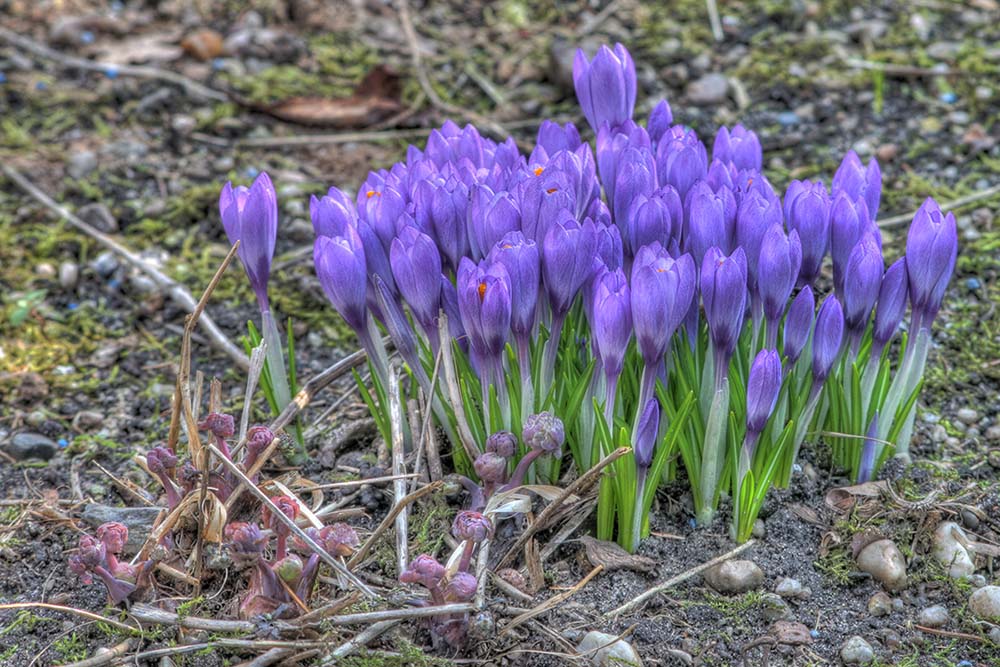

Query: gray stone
[956,408,979,425]
[775,577,804,599]
[686,73,729,105]
[81,505,163,551]
[67,150,98,179]
[72,411,104,432]
[969,586,1000,622]
[5,433,58,461]
[933,521,976,578]
[35,262,55,277]
[59,261,80,289]
[918,605,949,628]
[760,593,791,621]
[90,251,119,277]
[856,539,907,591]
[989,627,1000,646]
[171,114,196,136]
[868,592,892,617]
[703,559,764,594]
[930,424,948,443]
[840,636,875,664]
[576,630,643,667]
[928,41,961,60]
[77,203,118,234]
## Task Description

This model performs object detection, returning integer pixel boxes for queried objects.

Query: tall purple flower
[833,151,881,219]
[872,258,908,355]
[391,225,443,337]
[841,232,884,346]
[757,224,802,347]
[656,127,708,203]
[592,267,633,381]
[713,125,762,172]
[829,193,875,295]
[468,186,520,260]
[314,229,368,334]
[530,120,582,164]
[736,189,783,303]
[783,285,814,365]
[456,257,512,372]
[811,295,844,390]
[686,182,731,264]
[905,197,957,328]
[785,179,832,286]
[596,120,650,208]
[414,176,470,272]
[625,190,674,257]
[746,350,782,437]
[220,172,278,309]
[542,215,599,317]
[701,247,749,381]
[633,398,661,470]
[612,147,656,228]
[487,231,540,340]
[647,100,673,147]
[573,43,637,132]
[630,245,696,367]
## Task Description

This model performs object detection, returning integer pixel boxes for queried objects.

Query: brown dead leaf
[524,537,544,594]
[579,535,657,573]
[824,480,889,513]
[181,29,225,61]
[260,65,402,128]
[770,621,813,645]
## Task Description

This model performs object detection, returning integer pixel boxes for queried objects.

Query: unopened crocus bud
[905,197,957,326]
[531,120,582,163]
[856,412,880,483]
[219,172,278,309]
[736,189,783,293]
[310,187,356,238]
[486,431,517,458]
[96,522,128,556]
[873,258,908,350]
[445,572,478,602]
[199,412,235,440]
[746,350,782,436]
[647,100,673,146]
[713,125,762,172]
[612,147,656,227]
[783,286,815,365]
[452,511,493,543]
[626,191,673,256]
[630,244,696,367]
[542,215,599,316]
[275,554,303,584]
[390,224,442,333]
[573,43,637,132]
[468,186,520,260]
[701,247,749,364]
[830,193,874,294]
[785,180,831,286]
[314,228,368,333]
[833,150,881,219]
[487,231,540,339]
[592,267,633,379]
[842,233,884,340]
[757,225,802,331]
[656,127,708,202]
[812,295,844,386]
[318,523,360,558]
[456,257,512,366]
[633,398,661,470]
[522,412,565,454]
[686,182,730,264]
[474,451,508,487]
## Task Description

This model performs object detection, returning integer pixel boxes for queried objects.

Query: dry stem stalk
[388,368,410,576]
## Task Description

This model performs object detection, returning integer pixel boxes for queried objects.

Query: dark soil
[2,1,999,666]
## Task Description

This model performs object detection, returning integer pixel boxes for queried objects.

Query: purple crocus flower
[686,182,731,264]
[517,168,575,244]
[701,246,749,378]
[757,224,802,346]
[905,197,957,328]
[548,146,600,219]
[830,193,875,295]
[736,189,783,300]
[783,285,814,365]
[592,267,633,380]
[856,412,880,483]
[314,228,367,334]
[542,215,599,317]
[706,158,738,193]
[633,398,660,470]
[647,100,673,147]
[832,150,881,219]
[529,120,582,164]
[594,218,624,271]
[713,125,762,172]
[841,232,884,346]
[630,244,696,367]
[811,294,844,389]
[414,176,470,272]
[360,185,407,253]
[573,43,637,132]
[656,126,708,203]
[872,257,908,354]
[612,147,657,227]
[626,191,674,258]
[456,257,512,369]
[310,187,356,238]
[468,186,521,260]
[390,225,443,335]
[746,349,782,436]
[220,172,278,309]
[596,120,650,208]
[487,231,540,339]
[785,179,832,286]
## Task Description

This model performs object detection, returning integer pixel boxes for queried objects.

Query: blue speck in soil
[245,167,260,178]
[36,80,48,91]
[939,91,957,104]
[104,65,119,79]
[67,302,79,311]
[108,278,121,289]
[688,518,697,529]
[0,72,7,84]
[80,30,95,45]
[956,662,972,667]
[809,629,820,639]
[212,58,226,71]
[777,111,799,126]
[965,277,981,290]
[58,438,69,448]
[792,463,802,473]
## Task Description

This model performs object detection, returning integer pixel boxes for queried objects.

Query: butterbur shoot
[69,522,149,605]
[218,42,955,549]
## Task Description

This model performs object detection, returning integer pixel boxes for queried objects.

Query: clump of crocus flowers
[69,522,152,604]
[220,42,956,549]
[224,496,360,619]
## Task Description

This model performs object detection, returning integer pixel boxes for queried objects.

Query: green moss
[52,633,88,661]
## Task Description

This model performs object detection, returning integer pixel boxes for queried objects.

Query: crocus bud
[418,176,469,272]
[146,446,177,475]
[701,246,749,361]
[485,431,517,458]
[656,127,708,203]
[468,186,521,260]
[487,231,540,338]
[596,120,650,208]
[522,412,565,454]
[758,225,802,329]
[275,554,303,584]
[542,215,598,316]
[905,197,957,326]
[317,523,360,558]
[516,169,574,244]
[314,229,368,333]
[573,43,637,132]
[623,187,672,257]
[647,100,673,146]
[592,267,633,379]
[245,426,274,465]
[830,193,873,294]
[310,187,356,239]
[456,257,512,364]
[736,190,783,292]
[612,147,656,227]
[361,185,406,252]
[812,295,844,385]
[199,412,235,440]
[873,258,908,349]
[390,224,443,332]
[713,125,762,172]
[219,172,278,308]
[445,572,478,602]
[633,398,661,470]
[474,452,508,486]
[746,350,782,436]
[452,511,493,543]
[531,120,582,163]
[630,245,696,366]
[841,233,884,337]
[785,180,831,286]
[832,150,881,219]
[783,286,815,365]
[686,182,730,264]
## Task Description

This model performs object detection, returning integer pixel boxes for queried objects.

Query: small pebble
[917,605,949,628]
[969,585,1000,622]
[59,261,80,289]
[703,559,764,594]
[67,150,98,179]
[775,577,809,599]
[90,251,119,277]
[77,202,118,233]
[576,631,643,667]
[868,592,892,617]
[956,408,979,425]
[4,433,59,461]
[856,539,907,591]
[686,73,729,105]
[71,411,104,432]
[840,636,875,664]
[933,522,976,579]
[984,424,1000,441]
[760,593,791,621]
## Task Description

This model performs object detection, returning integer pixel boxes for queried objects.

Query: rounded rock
[917,605,949,628]
[59,261,80,289]
[703,559,764,594]
[840,636,875,664]
[5,432,59,461]
[576,630,643,667]
[775,577,808,599]
[969,585,1000,622]
[867,592,892,617]
[856,539,907,591]
[932,522,976,579]
[956,408,979,425]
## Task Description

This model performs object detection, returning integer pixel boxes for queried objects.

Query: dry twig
[389,368,410,576]
[877,183,1000,228]
[502,565,604,635]
[347,481,444,568]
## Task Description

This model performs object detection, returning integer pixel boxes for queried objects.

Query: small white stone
[840,636,875,664]
[969,586,1000,622]
[576,631,643,667]
[856,540,907,591]
[918,605,949,628]
[703,559,764,594]
[932,522,976,579]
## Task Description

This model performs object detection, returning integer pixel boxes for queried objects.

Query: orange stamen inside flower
[546,187,558,194]
[478,281,487,301]
[533,166,544,176]
[366,190,380,198]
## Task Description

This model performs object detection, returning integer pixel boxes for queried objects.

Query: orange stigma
[546,187,558,194]
[477,281,487,301]
[533,166,544,176]
[366,190,380,198]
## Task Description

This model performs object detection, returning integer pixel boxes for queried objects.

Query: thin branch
[0,26,227,102]
[389,368,410,576]
[0,164,248,369]
[501,565,604,635]
[878,183,1000,228]
[606,539,757,617]
[0,603,138,633]
[53,639,136,667]
[319,620,400,664]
